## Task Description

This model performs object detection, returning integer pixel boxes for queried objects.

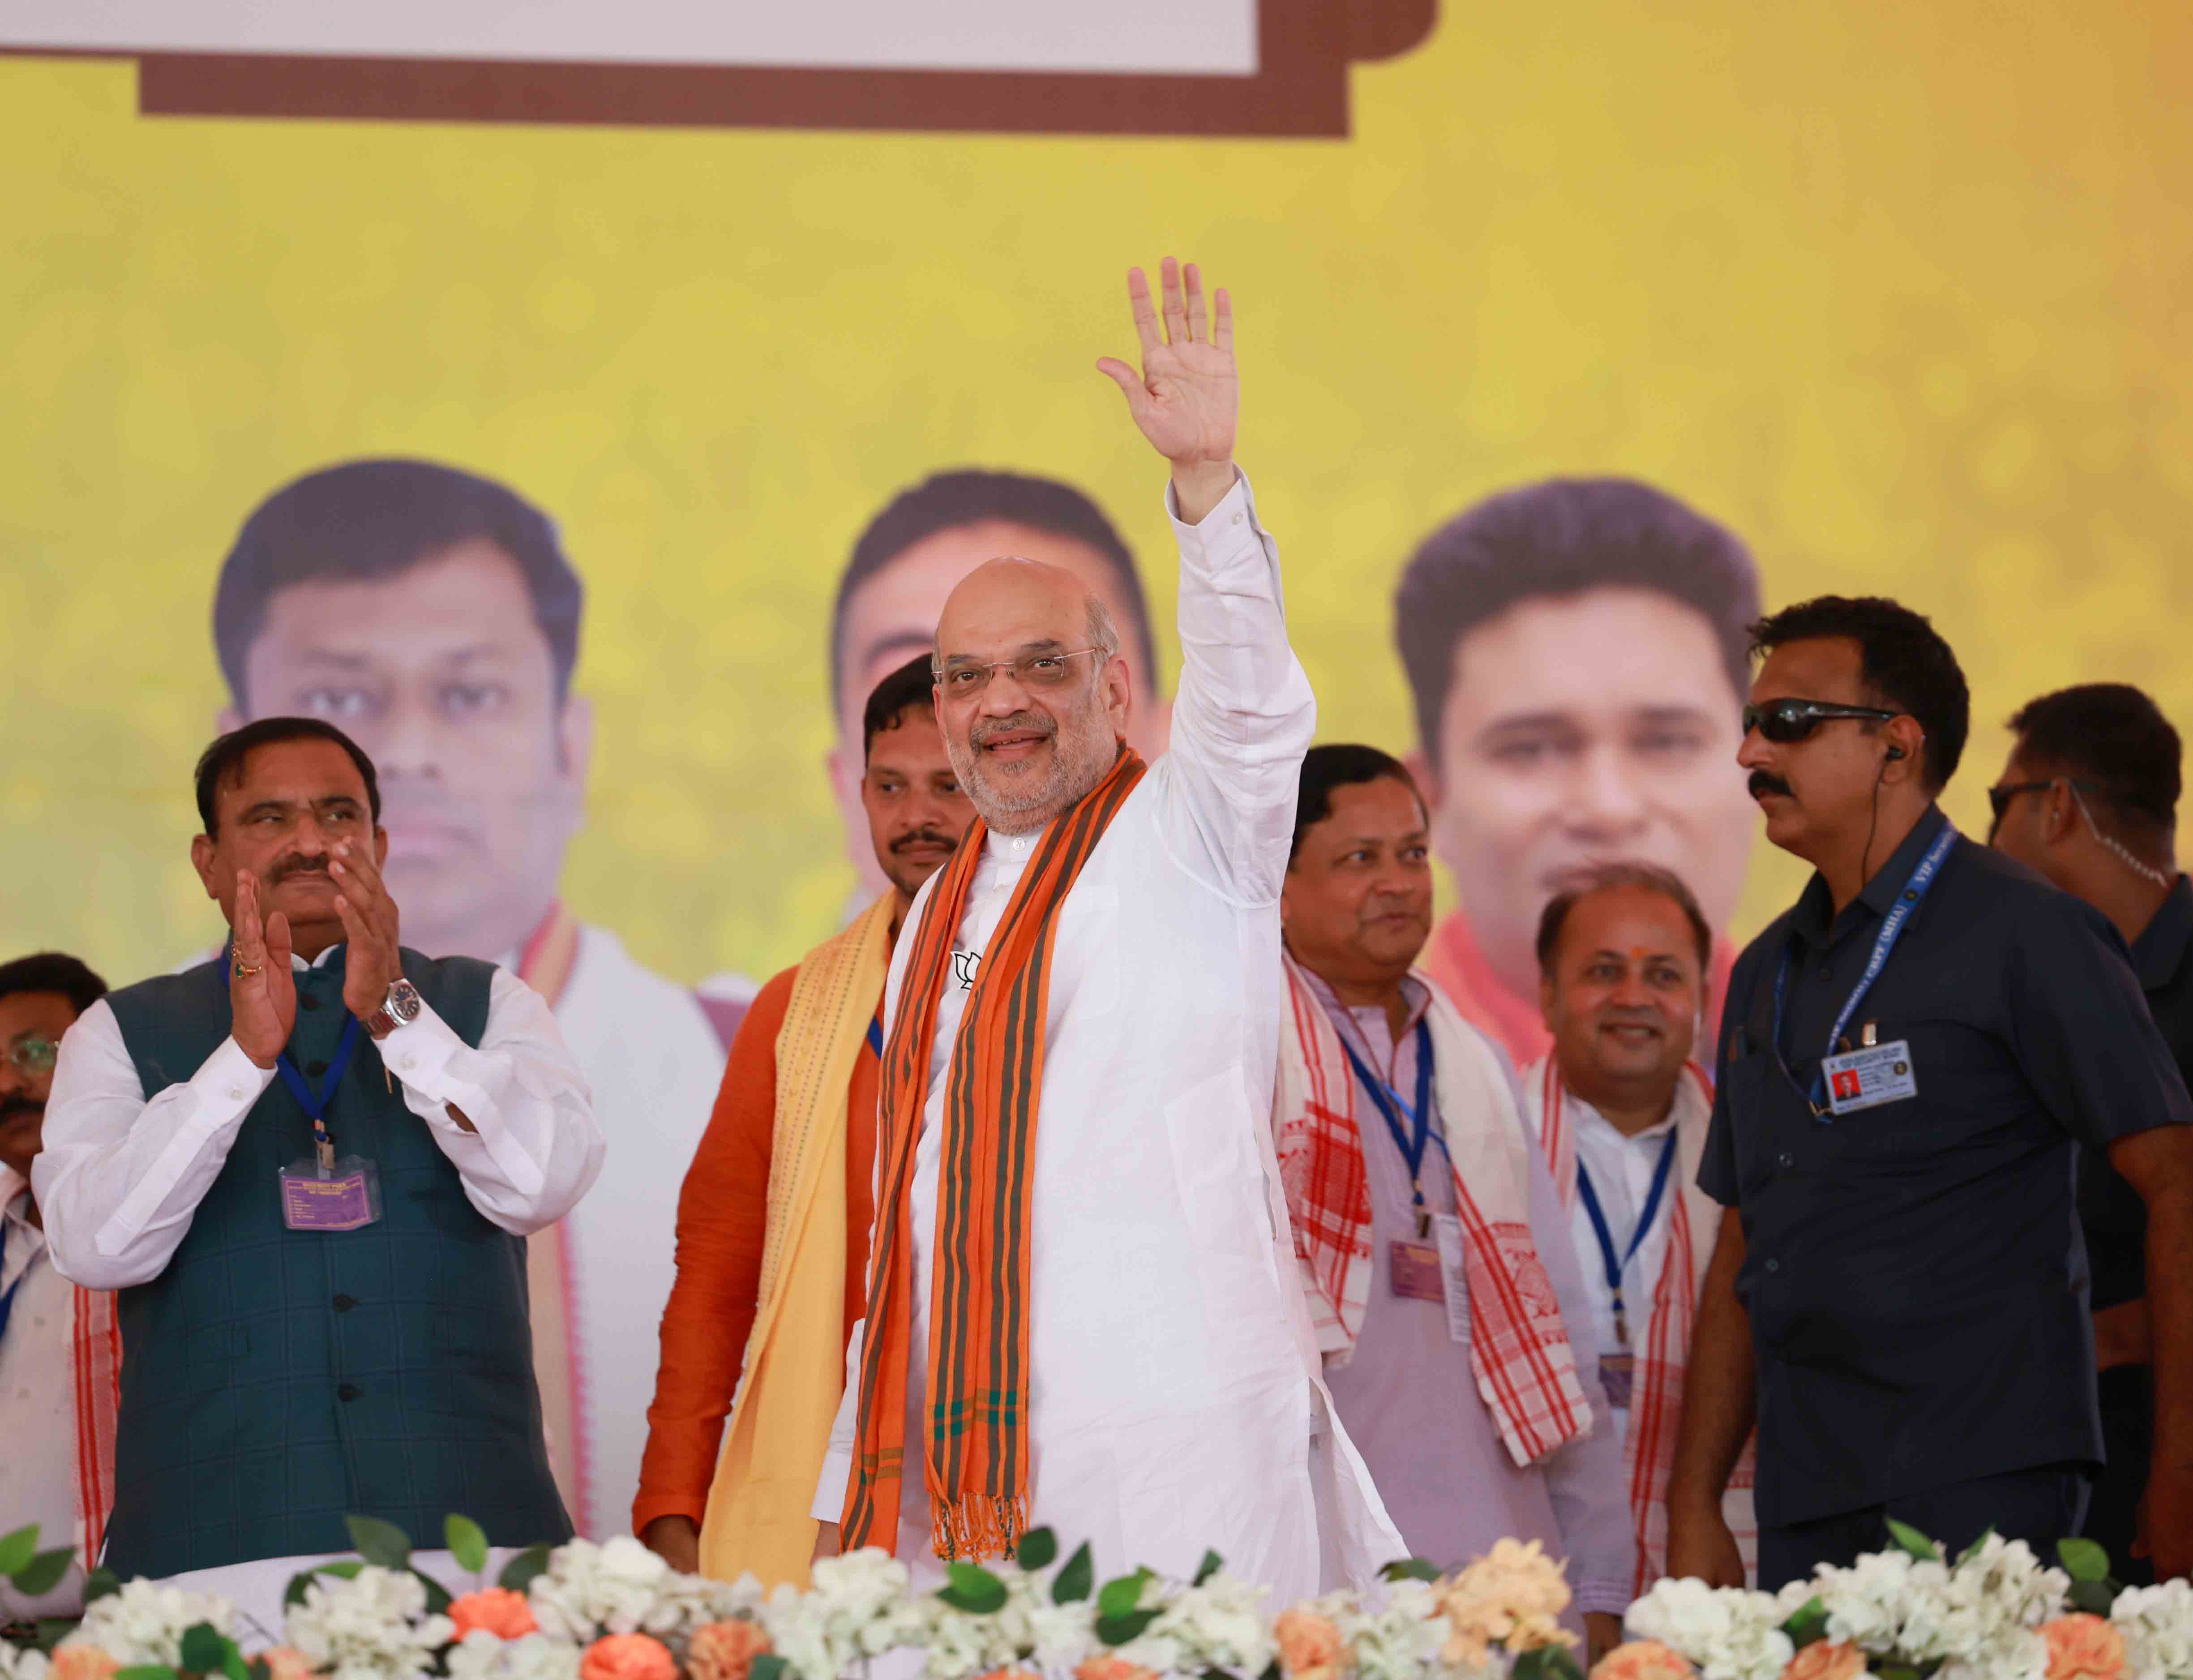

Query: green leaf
[179,1622,230,1674]
[445,1515,490,1576]
[344,1515,412,1571]
[1097,1569,1153,1619]
[248,1660,272,1680]
[1052,1543,1094,1605]
[0,1525,39,1577]
[1015,1527,1058,1572]
[1546,1652,1588,1680]
[2058,1538,2112,1583]
[85,1568,122,1604]
[34,1619,80,1656]
[748,1657,788,1680]
[284,1561,366,1608]
[1884,1520,1941,1562]
[1880,1668,1922,1680]
[13,1548,77,1596]
[937,1563,1009,1615]
[497,1543,553,1594]
[1956,1527,1998,1567]
[1378,1558,1442,1583]
[410,1569,454,1616]
[1192,1550,1223,1587]
[115,1667,179,1680]
[1095,1609,1161,1647]
[1510,1652,1551,1680]
[221,1649,250,1680]
[2070,1578,2119,1616]
[1782,1596,1829,1649]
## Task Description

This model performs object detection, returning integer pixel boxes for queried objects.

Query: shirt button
[227,1087,244,1101]
[400,1055,416,1071]
[337,1383,361,1401]
[1778,1152,1795,1169]
[332,1294,357,1312]
[1764,1258,1782,1273]
[1817,964,1834,982]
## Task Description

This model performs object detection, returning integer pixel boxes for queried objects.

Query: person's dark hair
[1290,743,1426,865]
[194,718,383,836]
[213,459,585,707]
[0,951,109,1017]
[1394,478,1760,759]
[2008,684,2181,847]
[830,469,1157,712]
[863,655,939,763]
[1535,861,1713,977]
[1747,594,1970,790]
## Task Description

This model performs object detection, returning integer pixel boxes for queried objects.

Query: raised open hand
[1096,259,1237,480]
[330,837,403,1025]
[230,869,297,1069]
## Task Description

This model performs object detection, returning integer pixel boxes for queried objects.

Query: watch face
[386,979,424,1023]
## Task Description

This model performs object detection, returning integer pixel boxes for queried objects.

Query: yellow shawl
[698,891,895,1586]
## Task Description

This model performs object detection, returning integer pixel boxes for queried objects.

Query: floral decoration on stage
[2,1517,2189,1680]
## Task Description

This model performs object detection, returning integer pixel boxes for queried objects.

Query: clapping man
[37,717,603,1575]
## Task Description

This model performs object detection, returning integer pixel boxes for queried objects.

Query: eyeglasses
[934,647,1106,699]
[1740,698,1902,744]
[1987,778,2101,825]
[5,1033,60,1075]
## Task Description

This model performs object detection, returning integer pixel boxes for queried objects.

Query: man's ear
[373,824,390,872]
[556,692,595,792]
[189,833,220,900]
[1538,971,1559,1032]
[1880,716,1927,783]
[1404,749,1443,814]
[2043,780,2079,845]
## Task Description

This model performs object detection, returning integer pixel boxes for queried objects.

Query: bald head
[932,555,1132,836]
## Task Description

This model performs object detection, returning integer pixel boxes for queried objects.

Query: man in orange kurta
[635,657,971,1576]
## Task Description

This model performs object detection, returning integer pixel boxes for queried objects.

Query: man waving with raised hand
[812,259,1399,1599]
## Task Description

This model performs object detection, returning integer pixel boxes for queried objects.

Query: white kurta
[545,924,728,1537]
[816,471,1400,1600]
[0,1176,88,1615]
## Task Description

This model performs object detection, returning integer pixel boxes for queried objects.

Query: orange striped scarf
[843,745,1146,1564]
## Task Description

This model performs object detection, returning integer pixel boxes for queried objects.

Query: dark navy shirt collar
[1790,803,1951,948]
[2132,874,2193,994]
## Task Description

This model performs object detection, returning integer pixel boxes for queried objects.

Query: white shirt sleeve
[34,968,604,1290]
[1156,469,1318,907]
[1523,1121,1637,1615]
[811,1318,864,1522]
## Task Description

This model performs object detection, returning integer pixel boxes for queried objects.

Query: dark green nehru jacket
[100,947,571,1577]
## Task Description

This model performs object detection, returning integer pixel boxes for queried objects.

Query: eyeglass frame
[5,1033,62,1076]
[931,646,1110,700]
[1740,697,1902,744]
[1987,776,2101,829]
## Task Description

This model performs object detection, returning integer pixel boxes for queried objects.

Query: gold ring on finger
[233,960,262,979]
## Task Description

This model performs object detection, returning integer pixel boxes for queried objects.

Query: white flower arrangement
[284,1564,457,1680]
[759,1548,930,1680]
[529,1537,759,1644]
[0,1648,53,1680]
[62,1578,240,1667]
[444,1629,586,1680]
[1624,1577,1794,1680]
[2112,1578,2193,1680]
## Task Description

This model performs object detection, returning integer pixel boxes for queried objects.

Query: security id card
[279,1156,383,1230]
[1390,1215,1472,1346]
[1822,1040,1918,1116]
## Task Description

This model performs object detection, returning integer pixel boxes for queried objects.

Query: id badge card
[1600,1351,1636,1410]
[1432,1213,1472,1346]
[279,1156,383,1231]
[1390,1239,1444,1303]
[1821,1040,1918,1115]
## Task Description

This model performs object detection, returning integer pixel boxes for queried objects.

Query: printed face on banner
[827,515,1168,897]
[1423,586,1754,1005]
[224,540,589,964]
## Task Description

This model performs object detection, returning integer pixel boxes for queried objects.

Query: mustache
[891,827,959,856]
[970,711,1057,748]
[0,1097,42,1125]
[1748,770,1794,801]
[268,853,334,885]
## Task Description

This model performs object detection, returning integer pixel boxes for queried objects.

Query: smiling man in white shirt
[1521,862,1755,1590]
[35,717,604,1578]
[811,259,1398,1600]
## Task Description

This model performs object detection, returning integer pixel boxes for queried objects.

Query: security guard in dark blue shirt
[1990,682,2193,1585]
[1664,597,2193,1591]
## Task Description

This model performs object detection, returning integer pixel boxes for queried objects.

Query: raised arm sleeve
[1155,469,1317,907]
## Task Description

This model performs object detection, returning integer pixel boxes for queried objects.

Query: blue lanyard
[865,1014,884,1058]
[1574,1130,1679,1346]
[1338,1021,1444,1233]
[276,1016,362,1165]
[1772,821,1957,1117]
[0,1220,21,1345]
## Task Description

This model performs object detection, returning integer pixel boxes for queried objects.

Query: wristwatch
[364,977,424,1041]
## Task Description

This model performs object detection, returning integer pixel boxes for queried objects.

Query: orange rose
[581,1634,679,1680]
[258,1647,319,1680]
[1276,1608,1348,1680]
[974,1671,1041,1680]
[1779,1642,1865,1680]
[2042,1615,2127,1680]
[1590,1641,1696,1680]
[50,1648,120,1680]
[687,1620,773,1680]
[1076,1659,1161,1680]
[450,1588,540,1641]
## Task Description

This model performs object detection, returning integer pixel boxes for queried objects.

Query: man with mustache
[1522,863,1756,1590]
[810,260,1400,1598]
[211,459,732,1535]
[1665,596,2193,1589]
[1987,683,2193,1585]
[1272,744,1632,1654]
[35,716,603,1575]
[0,951,112,1616]
[637,656,972,1584]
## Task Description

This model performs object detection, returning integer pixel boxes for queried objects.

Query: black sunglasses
[1987,778,2101,825]
[1740,698,1901,744]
